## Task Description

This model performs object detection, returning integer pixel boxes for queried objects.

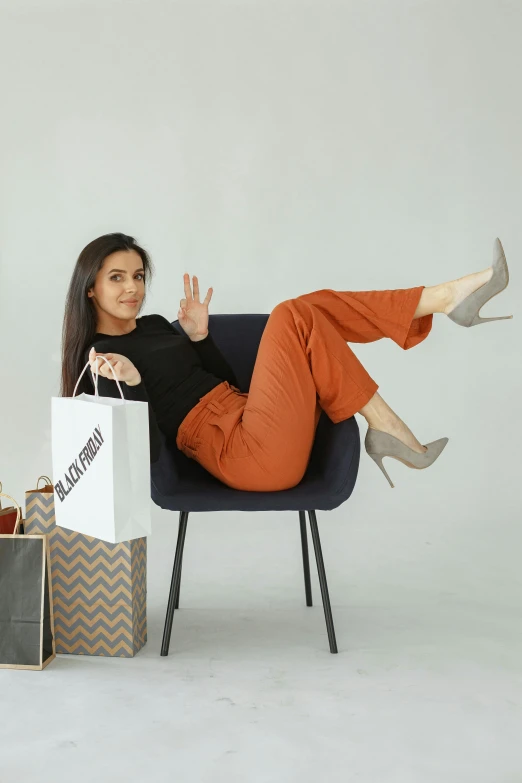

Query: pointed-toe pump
[447,238,513,327]
[364,427,449,488]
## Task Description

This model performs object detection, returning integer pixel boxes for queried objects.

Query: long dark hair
[60,232,155,397]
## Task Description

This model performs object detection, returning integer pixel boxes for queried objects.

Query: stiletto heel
[447,238,513,328]
[364,427,449,489]
[367,452,395,488]
[467,311,513,326]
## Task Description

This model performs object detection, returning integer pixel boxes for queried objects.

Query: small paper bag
[51,358,152,543]
[0,491,56,670]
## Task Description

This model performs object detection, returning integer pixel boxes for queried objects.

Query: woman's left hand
[178,273,213,340]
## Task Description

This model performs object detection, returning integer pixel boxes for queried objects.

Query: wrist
[189,332,209,342]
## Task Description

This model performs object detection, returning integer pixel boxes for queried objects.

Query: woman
[61,232,513,491]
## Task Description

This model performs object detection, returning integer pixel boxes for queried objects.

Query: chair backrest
[171,313,270,392]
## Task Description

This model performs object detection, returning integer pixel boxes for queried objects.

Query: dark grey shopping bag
[0,491,56,670]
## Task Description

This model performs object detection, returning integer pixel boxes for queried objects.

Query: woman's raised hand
[178,273,213,339]
[89,347,141,386]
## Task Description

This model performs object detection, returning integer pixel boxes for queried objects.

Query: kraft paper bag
[25,477,147,658]
[51,355,152,544]
[0,492,56,671]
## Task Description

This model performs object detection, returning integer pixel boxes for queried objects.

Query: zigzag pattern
[53,614,135,638]
[52,565,134,586]
[53,597,134,616]
[56,638,135,657]
[131,538,147,648]
[25,491,147,658]
[52,584,133,606]
[26,493,55,523]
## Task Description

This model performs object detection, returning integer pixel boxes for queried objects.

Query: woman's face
[87,250,145,330]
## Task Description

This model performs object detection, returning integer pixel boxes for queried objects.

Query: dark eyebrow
[107,268,145,274]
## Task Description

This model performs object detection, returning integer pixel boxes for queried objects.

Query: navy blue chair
[150,314,362,654]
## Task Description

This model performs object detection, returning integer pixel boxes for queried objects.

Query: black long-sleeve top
[82,314,238,463]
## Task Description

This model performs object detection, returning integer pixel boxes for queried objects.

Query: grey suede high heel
[446,238,513,327]
[364,427,449,488]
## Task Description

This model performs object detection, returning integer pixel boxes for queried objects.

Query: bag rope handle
[72,355,126,400]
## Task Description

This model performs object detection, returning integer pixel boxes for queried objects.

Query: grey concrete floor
[2,504,521,783]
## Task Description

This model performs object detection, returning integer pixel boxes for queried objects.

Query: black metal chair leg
[161,510,189,656]
[299,510,313,607]
[174,511,187,609]
[307,510,338,654]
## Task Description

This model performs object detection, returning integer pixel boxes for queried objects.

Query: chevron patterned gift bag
[24,476,147,657]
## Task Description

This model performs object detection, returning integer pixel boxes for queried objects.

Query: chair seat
[151,412,361,512]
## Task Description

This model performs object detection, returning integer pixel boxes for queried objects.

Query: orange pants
[176,286,433,492]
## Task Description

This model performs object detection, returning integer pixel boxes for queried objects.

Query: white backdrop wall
[1,0,521,618]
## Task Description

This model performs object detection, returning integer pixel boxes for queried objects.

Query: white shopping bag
[51,356,152,543]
